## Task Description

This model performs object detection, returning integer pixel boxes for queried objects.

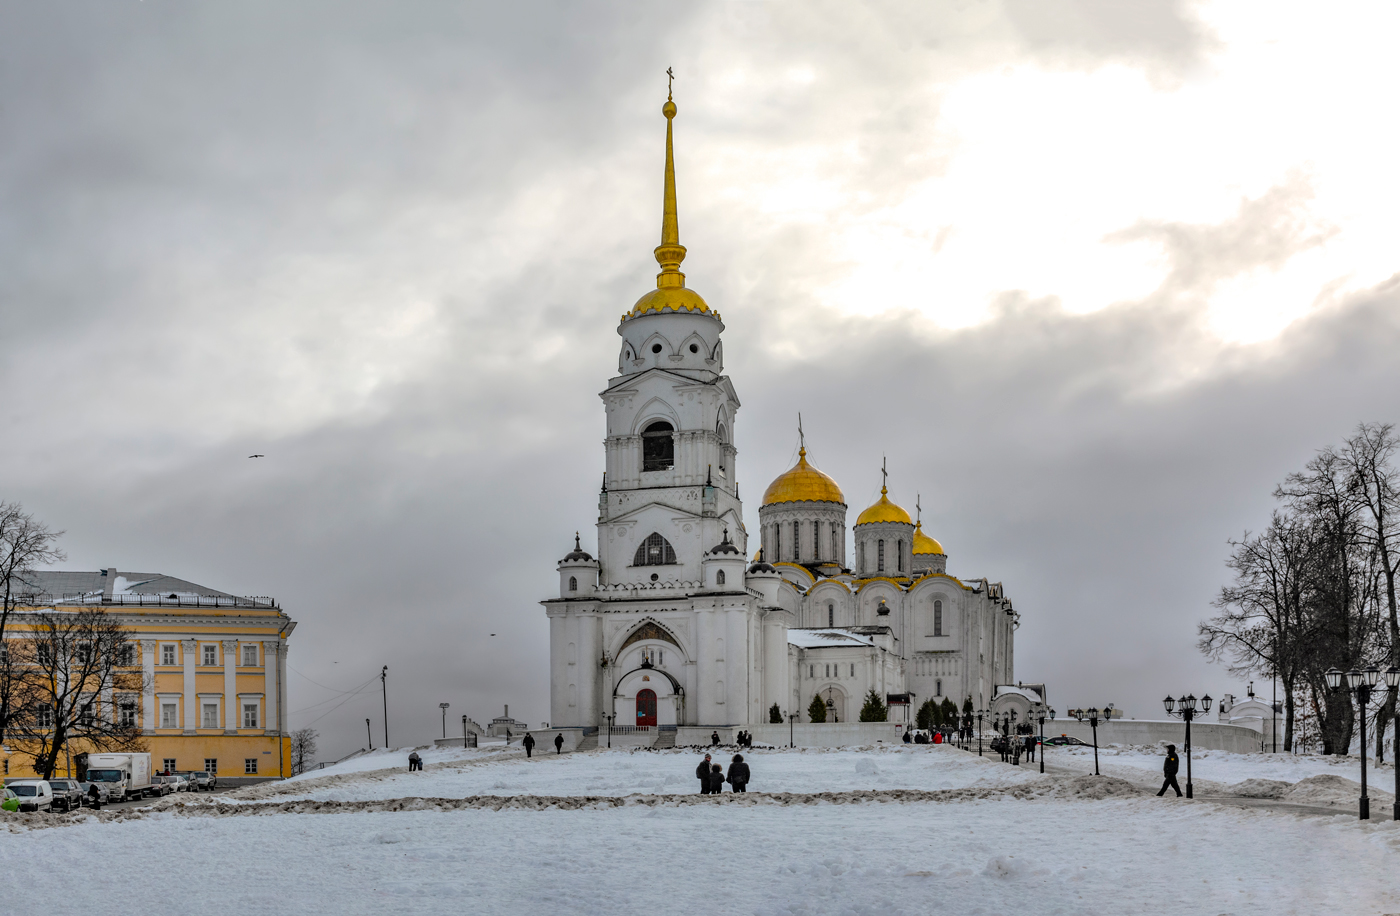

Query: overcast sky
[2,1,1398,760]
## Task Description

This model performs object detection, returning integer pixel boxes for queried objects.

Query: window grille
[716,570,726,586]
[934,599,943,636]
[163,758,177,772]
[633,532,677,566]
[877,539,885,573]
[827,603,834,627]
[204,759,217,775]
[814,522,820,560]
[897,540,904,573]
[793,521,800,562]
[641,421,675,471]
[245,758,258,775]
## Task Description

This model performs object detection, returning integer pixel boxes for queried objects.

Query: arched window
[716,569,726,586]
[897,540,904,573]
[774,523,781,560]
[813,522,820,560]
[633,532,678,566]
[641,421,675,471]
[877,539,885,573]
[936,678,942,697]
[857,542,865,574]
[827,602,834,627]
[568,576,577,592]
[934,599,943,636]
[793,521,800,562]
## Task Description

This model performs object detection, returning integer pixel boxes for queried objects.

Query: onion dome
[562,532,593,562]
[709,529,743,555]
[762,448,845,507]
[912,521,945,557]
[625,95,713,321]
[748,559,777,574]
[855,486,912,526]
[876,599,891,616]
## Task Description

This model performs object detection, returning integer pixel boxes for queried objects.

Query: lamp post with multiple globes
[1323,665,1393,820]
[439,702,450,739]
[975,709,986,757]
[1033,704,1056,774]
[1069,707,1113,776]
[1162,693,1212,800]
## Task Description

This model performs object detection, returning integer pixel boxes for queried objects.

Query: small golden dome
[855,486,912,526]
[761,448,845,507]
[912,521,944,556]
[629,286,712,318]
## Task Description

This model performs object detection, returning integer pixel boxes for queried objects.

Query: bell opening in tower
[642,421,675,471]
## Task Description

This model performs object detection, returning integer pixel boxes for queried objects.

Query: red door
[636,689,657,727]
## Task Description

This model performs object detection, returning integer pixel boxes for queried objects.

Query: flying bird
[248,454,265,458]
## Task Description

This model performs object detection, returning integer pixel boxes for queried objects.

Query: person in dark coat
[408,751,422,772]
[727,754,751,792]
[902,728,912,744]
[697,754,713,794]
[554,733,564,754]
[87,783,102,809]
[711,731,721,746]
[522,733,535,758]
[710,763,725,794]
[1157,744,1182,797]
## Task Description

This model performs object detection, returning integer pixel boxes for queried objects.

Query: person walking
[727,754,751,793]
[902,728,912,744]
[697,754,713,794]
[711,731,721,746]
[710,763,725,795]
[554,733,564,754]
[522,733,535,758]
[1157,744,1183,797]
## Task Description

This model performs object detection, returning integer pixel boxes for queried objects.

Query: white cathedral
[541,93,1026,742]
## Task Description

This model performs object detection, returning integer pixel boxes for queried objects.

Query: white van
[7,780,54,812]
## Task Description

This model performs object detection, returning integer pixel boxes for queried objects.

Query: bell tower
[597,87,745,587]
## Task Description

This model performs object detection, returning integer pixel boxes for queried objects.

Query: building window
[37,642,52,666]
[633,532,677,566]
[877,539,885,573]
[161,644,177,666]
[243,703,259,729]
[202,703,220,729]
[716,569,726,586]
[161,703,178,728]
[568,576,577,592]
[934,599,943,636]
[897,540,904,573]
[814,522,820,560]
[936,678,943,696]
[119,700,137,728]
[76,642,91,664]
[641,420,675,471]
[242,644,259,667]
[36,705,54,728]
[245,758,258,775]
[205,759,217,775]
[202,644,217,666]
[857,542,864,573]
[117,643,135,666]
[793,521,800,562]
[850,664,855,677]
[163,758,177,773]
[809,664,814,678]
[827,603,834,627]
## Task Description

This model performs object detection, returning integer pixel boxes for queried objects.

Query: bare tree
[0,502,65,743]
[290,727,319,775]
[6,607,146,779]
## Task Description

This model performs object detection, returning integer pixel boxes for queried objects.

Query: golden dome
[855,486,912,526]
[629,286,711,318]
[761,448,845,507]
[912,521,944,555]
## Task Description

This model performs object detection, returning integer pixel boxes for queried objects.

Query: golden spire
[654,67,686,290]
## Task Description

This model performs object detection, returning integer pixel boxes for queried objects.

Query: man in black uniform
[1157,744,1182,797]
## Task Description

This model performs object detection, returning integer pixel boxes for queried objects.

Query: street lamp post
[1035,705,1056,774]
[1386,666,1400,821]
[1071,708,1105,776]
[787,711,798,748]
[380,665,389,749]
[962,712,972,751]
[439,702,450,739]
[366,717,372,751]
[1326,666,1381,820]
[462,715,469,748]
[605,713,615,749]
[1163,692,1212,800]
[975,710,985,757]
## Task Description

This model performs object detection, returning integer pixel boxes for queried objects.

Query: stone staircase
[575,734,598,751]
[654,728,677,749]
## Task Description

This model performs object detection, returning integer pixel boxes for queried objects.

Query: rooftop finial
[798,413,805,457]
[881,456,888,496]
[655,69,687,289]
[916,494,921,526]
[574,531,581,550]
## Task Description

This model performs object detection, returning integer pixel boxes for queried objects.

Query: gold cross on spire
[916,494,921,525]
[881,456,888,494]
[797,413,805,452]
[667,66,674,101]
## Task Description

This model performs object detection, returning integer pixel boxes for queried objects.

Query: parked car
[1041,736,1089,747]
[192,771,216,791]
[149,775,175,796]
[7,780,54,812]
[2,788,19,812]
[76,781,111,808]
[169,774,190,792]
[45,779,85,812]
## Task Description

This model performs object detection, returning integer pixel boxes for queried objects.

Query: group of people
[520,733,565,757]
[902,728,947,745]
[709,730,756,747]
[695,753,750,793]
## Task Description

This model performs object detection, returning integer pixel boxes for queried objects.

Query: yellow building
[3,568,294,783]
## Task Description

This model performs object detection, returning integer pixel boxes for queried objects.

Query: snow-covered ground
[1052,744,1393,789]
[259,744,1046,802]
[5,745,1400,915]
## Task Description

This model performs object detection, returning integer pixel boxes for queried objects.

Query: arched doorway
[821,685,846,723]
[635,689,657,727]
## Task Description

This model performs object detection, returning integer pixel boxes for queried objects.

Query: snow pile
[1053,744,1391,787]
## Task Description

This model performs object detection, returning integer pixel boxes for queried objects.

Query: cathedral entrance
[635,689,658,727]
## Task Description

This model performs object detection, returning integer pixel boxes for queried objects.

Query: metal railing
[13,593,279,610]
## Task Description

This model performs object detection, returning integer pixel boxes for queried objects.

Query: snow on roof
[787,628,875,649]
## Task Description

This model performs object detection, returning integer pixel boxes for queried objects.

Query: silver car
[76,781,111,808]
[45,779,85,812]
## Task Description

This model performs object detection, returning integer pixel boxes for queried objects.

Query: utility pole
[440,702,450,738]
[366,718,372,751]
[381,666,389,749]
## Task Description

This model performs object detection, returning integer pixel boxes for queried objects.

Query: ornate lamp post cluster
[974,709,987,757]
[1032,703,1056,774]
[1068,706,1114,776]
[1162,693,1211,799]
[1324,664,1400,821]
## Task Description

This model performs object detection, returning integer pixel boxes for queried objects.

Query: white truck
[84,752,152,800]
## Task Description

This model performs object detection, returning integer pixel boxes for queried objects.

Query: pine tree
[859,689,887,722]
[940,697,958,727]
[916,698,937,731]
[807,693,828,723]
[769,702,783,724]
[963,695,974,716]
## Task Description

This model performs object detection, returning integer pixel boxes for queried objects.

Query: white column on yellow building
[262,640,280,736]
[221,640,238,734]
[181,639,197,734]
[140,639,156,734]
